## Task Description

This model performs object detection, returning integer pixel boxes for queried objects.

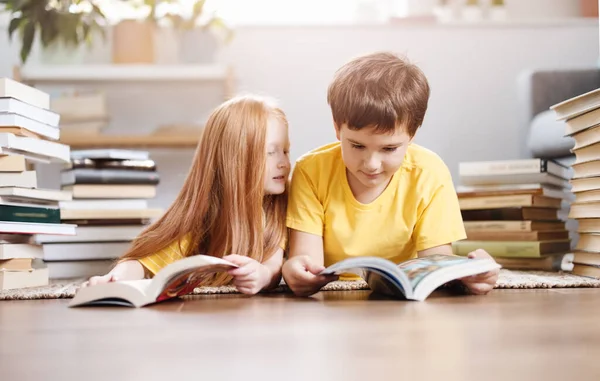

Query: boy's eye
[351,144,364,150]
[383,147,398,152]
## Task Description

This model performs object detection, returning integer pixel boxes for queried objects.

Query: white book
[69,255,239,307]
[0,187,72,203]
[0,112,60,140]
[459,159,570,180]
[0,170,37,188]
[0,132,70,162]
[459,172,571,189]
[35,225,145,244]
[0,243,43,260]
[0,97,60,126]
[456,183,575,201]
[0,221,76,235]
[58,199,148,210]
[0,199,58,209]
[551,87,600,121]
[0,78,50,110]
[43,241,131,261]
[46,260,113,280]
[0,260,49,290]
[70,149,149,161]
[60,208,163,220]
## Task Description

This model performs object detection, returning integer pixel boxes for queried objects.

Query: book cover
[0,78,50,110]
[70,158,157,171]
[0,97,60,126]
[70,149,149,161]
[0,204,61,224]
[61,168,160,186]
[69,255,239,307]
[321,254,499,301]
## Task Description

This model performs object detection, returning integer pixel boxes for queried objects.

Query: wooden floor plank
[1,289,599,381]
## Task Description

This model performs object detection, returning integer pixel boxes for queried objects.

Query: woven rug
[1,269,600,301]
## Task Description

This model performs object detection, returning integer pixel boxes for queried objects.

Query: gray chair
[517,68,600,164]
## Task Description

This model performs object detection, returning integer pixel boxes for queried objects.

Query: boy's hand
[460,249,500,295]
[82,260,145,288]
[224,254,272,295]
[282,255,338,297]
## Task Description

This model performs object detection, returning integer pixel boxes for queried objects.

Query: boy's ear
[334,122,341,141]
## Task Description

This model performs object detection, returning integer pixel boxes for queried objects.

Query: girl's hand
[459,249,500,295]
[82,260,145,288]
[223,254,272,295]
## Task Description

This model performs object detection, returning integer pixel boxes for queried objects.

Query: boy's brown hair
[327,52,430,137]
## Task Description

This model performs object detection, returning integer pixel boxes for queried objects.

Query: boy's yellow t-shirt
[286,142,466,267]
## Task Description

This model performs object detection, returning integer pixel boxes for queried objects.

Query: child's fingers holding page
[86,273,116,287]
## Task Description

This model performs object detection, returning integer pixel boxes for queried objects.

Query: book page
[154,264,235,302]
[397,255,472,290]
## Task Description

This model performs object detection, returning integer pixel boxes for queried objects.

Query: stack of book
[51,92,108,135]
[454,158,574,271]
[0,77,76,290]
[36,149,163,279]
[551,88,600,278]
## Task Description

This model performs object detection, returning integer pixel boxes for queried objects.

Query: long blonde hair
[120,95,289,285]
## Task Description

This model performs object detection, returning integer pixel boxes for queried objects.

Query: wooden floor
[1,288,599,381]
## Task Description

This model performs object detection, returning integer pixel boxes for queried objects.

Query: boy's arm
[417,244,454,257]
[283,163,336,296]
[288,229,324,265]
[283,230,336,296]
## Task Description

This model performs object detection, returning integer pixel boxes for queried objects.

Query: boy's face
[336,123,413,190]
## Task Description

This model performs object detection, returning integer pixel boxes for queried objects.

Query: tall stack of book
[454,158,574,271]
[550,88,600,278]
[36,149,163,279]
[51,92,108,135]
[0,77,76,290]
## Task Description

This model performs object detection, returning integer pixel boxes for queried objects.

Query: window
[98,0,409,26]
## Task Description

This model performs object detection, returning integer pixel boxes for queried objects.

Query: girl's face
[264,117,290,195]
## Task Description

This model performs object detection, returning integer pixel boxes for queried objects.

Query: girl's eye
[383,147,398,152]
[284,150,290,155]
[268,152,276,156]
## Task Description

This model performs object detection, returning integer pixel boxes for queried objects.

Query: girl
[86,95,290,295]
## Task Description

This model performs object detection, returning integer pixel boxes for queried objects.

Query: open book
[320,254,501,301]
[69,255,238,308]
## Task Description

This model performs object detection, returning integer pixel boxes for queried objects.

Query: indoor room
[0,0,599,380]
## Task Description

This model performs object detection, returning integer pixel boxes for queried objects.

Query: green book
[0,204,60,224]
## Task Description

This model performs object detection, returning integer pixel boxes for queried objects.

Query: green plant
[142,0,233,42]
[1,0,107,64]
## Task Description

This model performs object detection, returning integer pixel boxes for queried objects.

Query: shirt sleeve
[138,236,190,276]
[413,169,467,252]
[286,163,325,236]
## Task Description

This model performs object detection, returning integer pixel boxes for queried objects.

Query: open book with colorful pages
[69,255,238,308]
[320,254,500,301]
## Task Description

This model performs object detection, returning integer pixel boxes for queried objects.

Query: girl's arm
[85,260,145,287]
[262,247,284,290]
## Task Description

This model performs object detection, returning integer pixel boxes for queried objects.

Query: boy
[282,52,499,297]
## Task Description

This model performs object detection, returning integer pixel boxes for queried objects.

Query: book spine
[494,253,573,271]
[452,241,544,257]
[0,205,61,224]
[459,195,533,210]
[64,169,160,185]
[463,221,532,232]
